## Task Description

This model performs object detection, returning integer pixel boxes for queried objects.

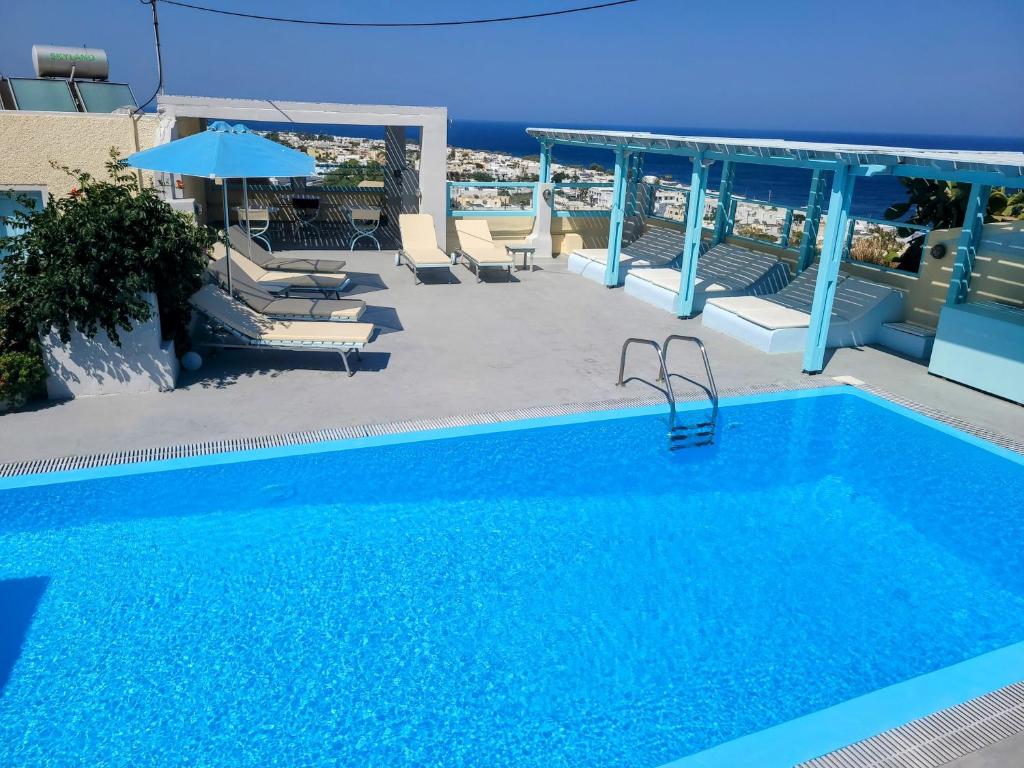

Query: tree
[885,179,1008,229]
[1005,190,1024,219]
[0,151,215,356]
[470,170,495,182]
[589,163,605,173]
[323,161,384,187]
[552,171,568,183]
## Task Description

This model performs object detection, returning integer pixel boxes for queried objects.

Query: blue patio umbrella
[124,121,315,292]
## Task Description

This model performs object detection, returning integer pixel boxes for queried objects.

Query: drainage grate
[798,682,1024,768]
[0,381,821,478]
[849,382,1024,455]
[1,379,1018,477]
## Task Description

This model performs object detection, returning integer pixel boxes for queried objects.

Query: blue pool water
[1,390,1023,767]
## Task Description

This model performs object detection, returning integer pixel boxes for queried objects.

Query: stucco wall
[0,111,161,197]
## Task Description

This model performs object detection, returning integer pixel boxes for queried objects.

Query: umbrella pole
[242,177,253,264]
[222,178,232,294]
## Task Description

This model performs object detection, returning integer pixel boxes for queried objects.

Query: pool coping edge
[0,378,1020,488]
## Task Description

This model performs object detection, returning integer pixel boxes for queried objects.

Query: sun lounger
[625,242,789,314]
[453,220,515,282]
[227,226,347,273]
[190,284,374,376]
[209,253,364,323]
[701,264,905,353]
[397,214,454,284]
[568,225,689,285]
[212,242,350,298]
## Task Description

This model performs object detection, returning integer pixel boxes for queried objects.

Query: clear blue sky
[1,0,1022,137]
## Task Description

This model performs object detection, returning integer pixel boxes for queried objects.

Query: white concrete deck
[0,248,1021,465]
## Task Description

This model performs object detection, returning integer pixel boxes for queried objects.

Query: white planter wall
[41,292,179,400]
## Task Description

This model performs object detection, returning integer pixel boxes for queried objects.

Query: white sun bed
[190,284,374,376]
[568,225,688,285]
[397,214,455,283]
[227,226,347,274]
[209,254,365,323]
[453,219,515,281]
[212,242,350,297]
[701,265,905,353]
[624,242,790,314]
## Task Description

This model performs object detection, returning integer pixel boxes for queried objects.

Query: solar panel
[74,81,137,112]
[7,78,77,112]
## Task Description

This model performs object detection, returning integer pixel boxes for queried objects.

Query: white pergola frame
[156,94,449,245]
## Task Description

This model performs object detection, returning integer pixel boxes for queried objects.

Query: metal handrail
[659,334,719,425]
[616,338,676,428]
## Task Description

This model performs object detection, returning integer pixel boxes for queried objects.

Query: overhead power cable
[156,0,640,28]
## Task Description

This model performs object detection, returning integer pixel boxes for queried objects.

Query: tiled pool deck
[1,248,1022,766]
[1,249,1021,465]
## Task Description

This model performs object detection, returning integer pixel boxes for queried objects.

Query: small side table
[506,243,536,272]
[348,207,382,250]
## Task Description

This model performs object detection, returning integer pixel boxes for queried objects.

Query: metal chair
[348,207,382,250]
[291,195,321,239]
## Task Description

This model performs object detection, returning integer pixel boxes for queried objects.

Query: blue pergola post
[674,154,711,317]
[625,152,642,217]
[946,183,991,305]
[712,160,735,245]
[780,208,794,247]
[635,153,647,215]
[803,164,856,373]
[538,141,553,184]
[603,147,630,287]
[797,169,827,273]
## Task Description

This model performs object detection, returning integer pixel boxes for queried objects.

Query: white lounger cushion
[702,268,905,352]
[628,267,748,294]
[400,214,452,267]
[707,296,813,330]
[192,285,373,345]
[573,248,635,266]
[624,242,789,313]
[572,227,688,268]
[454,220,514,265]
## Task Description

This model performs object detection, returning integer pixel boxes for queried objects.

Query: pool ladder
[616,335,719,450]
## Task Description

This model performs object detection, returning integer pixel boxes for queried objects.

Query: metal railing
[552,181,613,218]
[617,338,676,431]
[730,197,806,251]
[660,335,718,432]
[616,334,720,449]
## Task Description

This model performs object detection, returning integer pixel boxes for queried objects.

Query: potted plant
[0,152,216,402]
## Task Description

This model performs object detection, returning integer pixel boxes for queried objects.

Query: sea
[254,118,1024,218]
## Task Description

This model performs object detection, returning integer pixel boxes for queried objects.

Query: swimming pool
[1,388,1022,767]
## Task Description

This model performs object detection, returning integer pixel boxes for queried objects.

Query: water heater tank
[32,45,109,80]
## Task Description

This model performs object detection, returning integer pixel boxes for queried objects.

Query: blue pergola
[527,129,1024,374]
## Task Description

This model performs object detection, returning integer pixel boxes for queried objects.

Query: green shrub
[0,151,216,355]
[0,348,47,406]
